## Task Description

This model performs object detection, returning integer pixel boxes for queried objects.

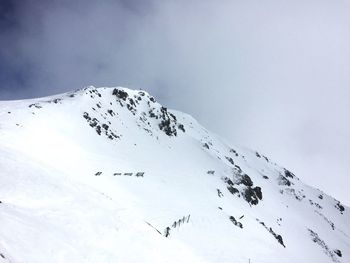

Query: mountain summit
[0,86,348,263]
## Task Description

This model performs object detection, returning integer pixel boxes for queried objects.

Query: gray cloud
[0,0,349,204]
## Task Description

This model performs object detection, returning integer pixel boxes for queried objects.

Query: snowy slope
[0,86,349,263]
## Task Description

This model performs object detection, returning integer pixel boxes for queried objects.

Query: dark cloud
[0,0,349,204]
[0,0,18,30]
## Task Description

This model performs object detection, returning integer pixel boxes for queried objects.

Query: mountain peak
[0,86,349,263]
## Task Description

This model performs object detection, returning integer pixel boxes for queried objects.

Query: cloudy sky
[1,0,349,205]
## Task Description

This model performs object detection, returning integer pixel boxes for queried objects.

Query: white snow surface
[0,86,349,263]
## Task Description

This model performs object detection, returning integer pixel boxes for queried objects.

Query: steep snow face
[0,86,349,263]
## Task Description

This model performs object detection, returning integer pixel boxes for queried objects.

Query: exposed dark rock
[83,112,120,140]
[223,172,263,205]
[169,113,177,121]
[315,210,334,230]
[89,119,98,127]
[230,148,239,156]
[239,174,253,187]
[217,189,223,197]
[243,186,262,205]
[229,216,243,228]
[83,112,91,121]
[263,156,269,162]
[315,203,323,209]
[29,103,42,109]
[223,177,234,186]
[112,89,128,100]
[145,106,179,137]
[107,109,115,116]
[308,229,339,262]
[129,98,136,107]
[178,124,185,132]
[126,103,136,114]
[334,249,342,257]
[254,187,263,200]
[227,186,239,195]
[159,119,176,136]
[278,174,292,186]
[95,125,101,135]
[309,199,323,210]
[275,234,285,247]
[149,109,157,118]
[335,201,345,214]
[276,218,282,226]
[257,219,285,247]
[233,166,242,175]
[225,156,234,165]
[283,188,305,201]
[284,169,295,178]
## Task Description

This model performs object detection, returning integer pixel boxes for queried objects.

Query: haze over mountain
[1,0,350,207]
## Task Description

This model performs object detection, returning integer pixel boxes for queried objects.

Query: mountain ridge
[0,86,349,263]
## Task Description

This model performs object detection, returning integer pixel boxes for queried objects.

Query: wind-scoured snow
[0,86,349,263]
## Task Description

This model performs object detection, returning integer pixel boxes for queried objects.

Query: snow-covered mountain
[0,86,349,263]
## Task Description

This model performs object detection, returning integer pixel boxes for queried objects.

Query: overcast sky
[1,0,349,205]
